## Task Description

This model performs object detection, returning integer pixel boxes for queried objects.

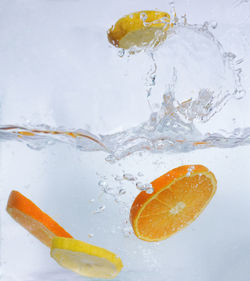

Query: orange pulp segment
[6,190,73,247]
[130,165,217,241]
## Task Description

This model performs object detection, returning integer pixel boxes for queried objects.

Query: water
[1,1,250,281]
[0,26,249,159]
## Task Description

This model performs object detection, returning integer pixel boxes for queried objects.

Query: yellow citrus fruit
[50,237,123,279]
[130,165,217,241]
[107,10,171,50]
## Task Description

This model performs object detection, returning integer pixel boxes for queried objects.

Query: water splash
[0,11,249,161]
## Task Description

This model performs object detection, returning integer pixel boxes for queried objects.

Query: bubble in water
[209,21,218,29]
[140,12,148,23]
[114,175,123,181]
[136,182,154,192]
[26,142,48,151]
[122,224,133,238]
[154,140,166,150]
[136,182,146,190]
[98,180,108,188]
[186,165,195,177]
[145,183,154,194]
[123,173,137,181]
[98,180,112,193]
[105,154,116,164]
[93,205,106,214]
[118,188,126,195]
[137,172,144,177]
[118,49,125,57]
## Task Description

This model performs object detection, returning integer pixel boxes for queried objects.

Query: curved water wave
[0,13,249,161]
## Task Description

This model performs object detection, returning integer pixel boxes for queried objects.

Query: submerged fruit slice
[107,10,171,50]
[130,165,217,241]
[51,237,123,279]
[6,190,72,247]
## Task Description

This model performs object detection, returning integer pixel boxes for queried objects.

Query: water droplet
[98,180,112,193]
[114,175,123,181]
[88,233,94,238]
[118,49,125,57]
[145,183,154,194]
[202,21,209,30]
[26,142,46,151]
[98,180,108,188]
[210,21,217,29]
[140,12,148,23]
[93,205,106,214]
[136,182,147,191]
[89,198,95,203]
[123,173,136,181]
[122,226,132,237]
[137,172,144,177]
[186,166,195,176]
[114,196,122,203]
[146,188,154,194]
[154,140,165,150]
[235,88,246,99]
[105,154,116,164]
[119,188,126,195]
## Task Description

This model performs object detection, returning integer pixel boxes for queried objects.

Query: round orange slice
[130,165,217,241]
[107,10,172,50]
[6,190,73,247]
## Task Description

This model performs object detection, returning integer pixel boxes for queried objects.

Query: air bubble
[105,154,116,163]
[145,183,154,194]
[98,180,108,188]
[119,188,126,195]
[98,180,112,193]
[136,182,146,190]
[123,173,136,181]
[118,49,125,57]
[210,21,217,29]
[93,205,106,214]
[114,175,123,181]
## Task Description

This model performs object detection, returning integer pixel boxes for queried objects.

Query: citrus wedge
[6,190,72,247]
[51,237,123,279]
[107,10,172,50]
[130,165,217,241]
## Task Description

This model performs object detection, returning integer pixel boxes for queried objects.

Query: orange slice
[130,165,217,241]
[6,190,73,247]
[107,10,172,50]
[51,237,123,279]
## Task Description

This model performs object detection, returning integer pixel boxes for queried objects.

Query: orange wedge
[130,165,217,241]
[107,10,171,50]
[6,190,72,247]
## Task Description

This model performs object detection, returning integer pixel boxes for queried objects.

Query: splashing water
[0,11,249,162]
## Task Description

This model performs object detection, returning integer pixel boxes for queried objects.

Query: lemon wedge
[50,237,123,279]
[107,10,171,50]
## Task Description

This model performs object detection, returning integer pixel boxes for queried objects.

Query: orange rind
[6,190,73,247]
[130,165,217,241]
